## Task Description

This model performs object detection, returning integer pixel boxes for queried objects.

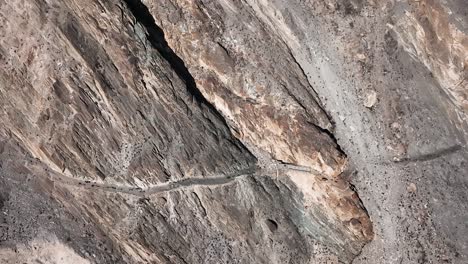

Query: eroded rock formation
[0,0,467,263]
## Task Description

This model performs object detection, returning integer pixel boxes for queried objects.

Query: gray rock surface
[0,0,467,263]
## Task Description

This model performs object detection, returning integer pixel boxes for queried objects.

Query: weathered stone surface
[0,0,467,263]
[0,0,257,186]
[139,0,373,246]
[391,0,468,115]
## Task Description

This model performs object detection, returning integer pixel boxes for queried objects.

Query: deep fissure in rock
[122,0,254,158]
[122,0,210,106]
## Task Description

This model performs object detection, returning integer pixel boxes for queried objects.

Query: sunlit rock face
[0,0,256,186]
[1,0,467,263]
[390,0,468,117]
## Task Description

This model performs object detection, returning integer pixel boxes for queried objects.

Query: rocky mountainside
[0,0,467,263]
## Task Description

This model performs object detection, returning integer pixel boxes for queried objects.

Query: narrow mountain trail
[31,160,314,197]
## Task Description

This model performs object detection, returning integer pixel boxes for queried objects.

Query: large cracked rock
[1,0,467,263]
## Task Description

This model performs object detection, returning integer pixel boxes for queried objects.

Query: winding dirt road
[31,159,314,197]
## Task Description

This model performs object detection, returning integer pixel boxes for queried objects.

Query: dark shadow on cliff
[122,0,209,106]
[122,0,257,164]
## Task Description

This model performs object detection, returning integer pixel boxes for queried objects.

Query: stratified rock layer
[0,0,255,186]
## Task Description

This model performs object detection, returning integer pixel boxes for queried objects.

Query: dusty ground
[280,1,468,262]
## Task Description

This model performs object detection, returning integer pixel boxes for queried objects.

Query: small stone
[356,53,367,61]
[393,143,407,156]
[407,183,417,193]
[364,90,378,108]
[391,122,401,130]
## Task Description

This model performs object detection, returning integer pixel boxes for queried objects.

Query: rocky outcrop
[0,0,255,186]
[0,0,372,262]
[390,0,468,115]
[1,0,467,263]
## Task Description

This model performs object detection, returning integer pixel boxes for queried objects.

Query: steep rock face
[0,0,372,263]
[138,0,372,247]
[1,0,467,264]
[391,0,468,115]
[0,0,255,187]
